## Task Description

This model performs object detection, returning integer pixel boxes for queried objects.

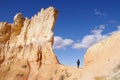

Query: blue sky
[1,0,120,66]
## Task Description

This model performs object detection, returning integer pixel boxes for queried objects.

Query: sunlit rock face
[84,31,120,80]
[0,7,59,80]
[0,7,120,80]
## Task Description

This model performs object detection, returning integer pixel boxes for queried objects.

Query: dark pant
[77,63,80,68]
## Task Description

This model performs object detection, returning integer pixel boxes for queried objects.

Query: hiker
[77,59,80,68]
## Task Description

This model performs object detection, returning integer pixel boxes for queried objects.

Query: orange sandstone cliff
[0,7,120,80]
[0,7,59,80]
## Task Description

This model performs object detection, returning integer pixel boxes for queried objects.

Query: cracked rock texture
[0,7,120,80]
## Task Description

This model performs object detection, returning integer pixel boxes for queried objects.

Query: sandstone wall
[0,7,59,80]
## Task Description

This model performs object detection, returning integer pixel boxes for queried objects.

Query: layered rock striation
[0,7,59,80]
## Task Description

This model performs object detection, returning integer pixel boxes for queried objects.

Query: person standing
[77,59,80,68]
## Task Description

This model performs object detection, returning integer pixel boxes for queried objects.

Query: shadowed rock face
[0,7,120,80]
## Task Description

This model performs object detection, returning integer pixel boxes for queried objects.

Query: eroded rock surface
[0,7,59,80]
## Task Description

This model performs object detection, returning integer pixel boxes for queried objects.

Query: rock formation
[0,7,120,80]
[84,31,120,80]
[0,7,59,80]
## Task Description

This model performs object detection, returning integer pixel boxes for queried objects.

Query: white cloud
[53,36,74,50]
[72,25,107,49]
[94,9,106,17]
[108,20,117,24]
[108,25,120,35]
[54,25,120,50]
[117,25,120,30]
[72,25,120,50]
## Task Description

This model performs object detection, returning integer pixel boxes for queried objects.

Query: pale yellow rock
[0,22,11,44]
[0,7,59,80]
[0,7,120,80]
[84,31,120,79]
